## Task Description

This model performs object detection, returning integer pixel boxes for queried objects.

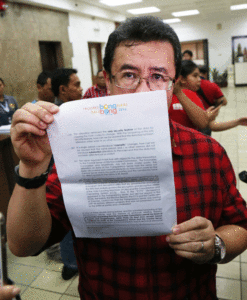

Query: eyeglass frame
[110,71,175,91]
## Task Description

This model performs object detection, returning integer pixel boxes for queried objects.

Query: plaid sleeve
[218,148,247,229]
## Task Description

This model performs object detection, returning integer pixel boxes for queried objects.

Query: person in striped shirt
[83,70,108,99]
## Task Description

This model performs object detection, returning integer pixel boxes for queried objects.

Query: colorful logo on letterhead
[100,104,117,115]
[83,103,127,115]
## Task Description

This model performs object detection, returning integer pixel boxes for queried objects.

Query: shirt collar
[54,98,64,107]
[95,84,106,91]
[170,120,183,156]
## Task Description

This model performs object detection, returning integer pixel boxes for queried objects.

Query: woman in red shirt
[169,60,247,131]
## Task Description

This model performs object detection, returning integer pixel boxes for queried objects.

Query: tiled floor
[7,246,80,299]
[6,85,247,299]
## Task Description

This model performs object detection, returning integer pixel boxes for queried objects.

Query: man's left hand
[166,216,216,264]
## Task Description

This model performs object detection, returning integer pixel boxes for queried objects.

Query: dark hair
[182,50,193,58]
[0,78,4,85]
[37,71,53,86]
[199,65,208,75]
[51,68,77,97]
[180,60,199,78]
[97,69,103,76]
[103,16,181,79]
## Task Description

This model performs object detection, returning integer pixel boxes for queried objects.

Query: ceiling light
[230,4,247,10]
[163,18,181,24]
[100,0,142,6]
[172,10,200,17]
[127,7,160,14]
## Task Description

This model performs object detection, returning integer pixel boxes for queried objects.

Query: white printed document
[47,90,177,238]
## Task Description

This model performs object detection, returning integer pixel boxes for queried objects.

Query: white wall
[68,13,115,91]
[10,0,125,22]
[170,14,247,74]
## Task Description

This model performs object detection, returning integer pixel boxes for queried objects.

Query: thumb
[0,286,21,300]
[206,106,216,112]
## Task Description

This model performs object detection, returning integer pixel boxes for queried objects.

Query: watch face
[215,235,226,260]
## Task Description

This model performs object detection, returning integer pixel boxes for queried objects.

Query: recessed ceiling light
[172,10,200,17]
[100,0,142,6]
[127,7,160,15]
[163,18,181,24]
[230,4,247,10]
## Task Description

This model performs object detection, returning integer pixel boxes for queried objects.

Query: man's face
[0,80,4,97]
[37,78,55,102]
[182,53,192,61]
[105,41,176,107]
[97,71,106,88]
[64,73,83,101]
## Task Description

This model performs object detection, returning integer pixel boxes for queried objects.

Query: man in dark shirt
[52,68,83,106]
[7,16,247,300]
[33,71,55,103]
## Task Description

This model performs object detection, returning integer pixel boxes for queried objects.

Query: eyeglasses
[111,71,175,91]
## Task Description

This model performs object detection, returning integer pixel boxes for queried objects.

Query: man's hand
[0,285,21,300]
[166,216,216,264]
[10,101,59,171]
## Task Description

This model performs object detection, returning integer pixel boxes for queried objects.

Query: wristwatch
[208,234,226,264]
[14,159,53,189]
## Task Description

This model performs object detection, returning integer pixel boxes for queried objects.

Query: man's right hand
[10,101,59,173]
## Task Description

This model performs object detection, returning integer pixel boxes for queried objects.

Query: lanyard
[0,101,9,113]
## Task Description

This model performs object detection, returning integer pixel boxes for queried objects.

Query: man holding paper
[7,16,247,300]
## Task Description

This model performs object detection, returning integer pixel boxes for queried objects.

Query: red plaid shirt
[83,84,108,99]
[45,120,247,300]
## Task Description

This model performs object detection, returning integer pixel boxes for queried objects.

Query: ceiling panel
[78,0,247,21]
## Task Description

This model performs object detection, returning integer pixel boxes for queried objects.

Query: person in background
[0,78,18,126]
[50,67,83,280]
[170,60,247,132]
[32,71,60,263]
[52,68,83,106]
[32,71,55,103]
[0,285,20,300]
[197,66,227,109]
[7,16,247,300]
[197,64,227,134]
[199,65,209,79]
[182,49,193,60]
[83,69,108,99]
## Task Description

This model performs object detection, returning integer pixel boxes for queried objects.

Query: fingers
[0,285,21,300]
[12,102,58,126]
[11,102,59,137]
[166,217,216,263]
[173,249,209,264]
[33,101,59,114]
[169,240,208,253]
[167,229,212,244]
[206,106,215,112]
[171,216,209,235]
[213,105,222,113]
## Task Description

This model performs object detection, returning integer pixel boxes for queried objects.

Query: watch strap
[14,158,53,189]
